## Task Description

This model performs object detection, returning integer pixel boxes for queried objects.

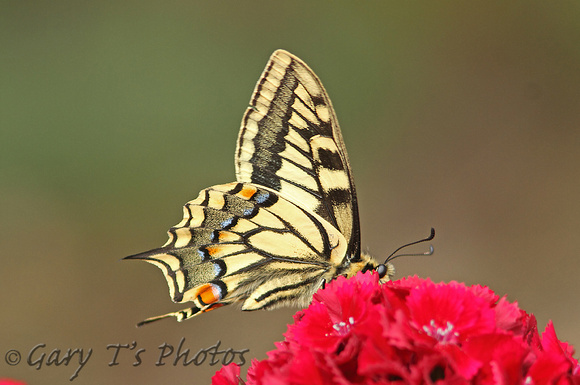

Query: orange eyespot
[238,185,257,199]
[205,245,223,256]
[195,283,222,306]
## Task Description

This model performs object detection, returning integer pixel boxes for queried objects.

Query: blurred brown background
[1,2,579,384]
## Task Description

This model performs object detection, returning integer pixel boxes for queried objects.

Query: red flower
[287,273,383,355]
[212,363,243,385]
[212,273,580,385]
[0,380,28,385]
[525,322,580,385]
[406,281,496,344]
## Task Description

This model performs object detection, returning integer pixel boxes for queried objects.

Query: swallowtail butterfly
[126,50,396,326]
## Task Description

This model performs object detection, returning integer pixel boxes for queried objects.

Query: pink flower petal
[211,363,242,385]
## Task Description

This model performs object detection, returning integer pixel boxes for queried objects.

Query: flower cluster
[212,273,579,385]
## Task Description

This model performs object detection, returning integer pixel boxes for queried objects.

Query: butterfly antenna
[384,228,435,264]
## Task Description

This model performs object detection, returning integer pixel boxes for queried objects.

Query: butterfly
[126,50,421,326]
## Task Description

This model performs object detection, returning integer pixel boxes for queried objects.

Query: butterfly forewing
[235,50,361,260]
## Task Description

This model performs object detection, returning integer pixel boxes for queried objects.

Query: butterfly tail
[136,303,225,327]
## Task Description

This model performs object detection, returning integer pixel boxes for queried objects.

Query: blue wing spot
[243,207,259,218]
[213,260,227,278]
[253,190,278,207]
[213,262,222,276]
[255,192,270,204]
[210,230,219,242]
[197,248,210,262]
[220,217,235,229]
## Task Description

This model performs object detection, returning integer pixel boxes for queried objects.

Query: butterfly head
[347,252,395,283]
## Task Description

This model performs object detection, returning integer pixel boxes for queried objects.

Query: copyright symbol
[5,349,21,365]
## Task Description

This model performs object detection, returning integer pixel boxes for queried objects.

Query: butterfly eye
[375,264,388,279]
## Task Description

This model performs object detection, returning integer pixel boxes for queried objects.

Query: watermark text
[4,338,249,381]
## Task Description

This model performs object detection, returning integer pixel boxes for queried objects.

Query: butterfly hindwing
[235,50,361,260]
[126,182,348,323]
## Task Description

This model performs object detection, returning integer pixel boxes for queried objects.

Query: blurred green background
[1,2,579,384]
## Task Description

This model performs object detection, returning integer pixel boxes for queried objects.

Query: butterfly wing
[126,182,348,324]
[126,50,371,325]
[235,50,361,261]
